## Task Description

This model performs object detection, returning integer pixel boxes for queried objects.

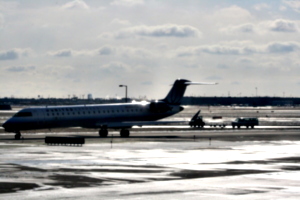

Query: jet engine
[149,101,171,113]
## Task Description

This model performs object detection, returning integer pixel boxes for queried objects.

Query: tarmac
[0,106,300,199]
[0,128,299,199]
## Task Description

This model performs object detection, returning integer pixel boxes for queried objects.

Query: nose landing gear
[15,131,22,140]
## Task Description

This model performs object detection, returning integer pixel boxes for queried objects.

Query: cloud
[111,18,131,26]
[283,0,300,13]
[141,81,152,85]
[118,46,152,58]
[237,58,253,63]
[98,46,114,55]
[175,41,300,56]
[6,66,36,72]
[221,23,255,34]
[268,19,299,32]
[0,50,18,60]
[97,46,151,57]
[0,49,31,60]
[47,46,152,58]
[214,5,252,23]
[101,62,130,73]
[110,0,144,7]
[48,49,73,57]
[279,5,287,11]
[114,24,202,39]
[61,0,89,10]
[221,19,299,34]
[267,42,300,53]
[216,64,230,69]
[253,3,270,11]
[40,65,74,77]
[0,14,4,27]
[231,81,240,85]
[206,76,222,81]
[176,45,254,56]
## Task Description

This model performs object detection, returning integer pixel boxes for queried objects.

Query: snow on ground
[0,138,300,199]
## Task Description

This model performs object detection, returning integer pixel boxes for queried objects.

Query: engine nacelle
[149,101,170,113]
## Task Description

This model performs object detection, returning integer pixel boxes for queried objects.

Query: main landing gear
[99,129,108,137]
[120,129,130,137]
[98,129,130,138]
[14,131,22,140]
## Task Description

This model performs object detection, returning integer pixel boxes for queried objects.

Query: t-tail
[162,79,217,105]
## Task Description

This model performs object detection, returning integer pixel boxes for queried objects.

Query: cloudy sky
[1,0,300,99]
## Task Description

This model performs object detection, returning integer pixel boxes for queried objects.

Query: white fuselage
[3,101,182,132]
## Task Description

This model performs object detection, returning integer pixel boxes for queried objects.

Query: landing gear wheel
[120,129,130,137]
[15,132,21,140]
[99,129,108,137]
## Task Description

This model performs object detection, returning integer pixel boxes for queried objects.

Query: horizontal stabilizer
[185,82,218,85]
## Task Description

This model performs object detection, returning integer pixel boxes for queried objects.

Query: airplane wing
[123,120,189,127]
[95,120,189,129]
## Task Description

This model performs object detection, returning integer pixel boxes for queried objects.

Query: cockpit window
[14,112,33,117]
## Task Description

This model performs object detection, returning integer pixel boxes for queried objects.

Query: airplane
[2,79,216,140]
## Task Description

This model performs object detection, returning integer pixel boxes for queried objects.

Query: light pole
[119,85,128,103]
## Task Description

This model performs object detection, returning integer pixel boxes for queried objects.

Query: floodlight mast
[119,85,128,103]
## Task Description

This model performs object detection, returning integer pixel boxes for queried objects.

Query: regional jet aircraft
[2,79,215,139]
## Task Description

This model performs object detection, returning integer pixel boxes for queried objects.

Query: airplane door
[34,109,45,129]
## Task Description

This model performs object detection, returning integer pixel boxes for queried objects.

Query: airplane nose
[2,122,7,129]
[2,121,13,132]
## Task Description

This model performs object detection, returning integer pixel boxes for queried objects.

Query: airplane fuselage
[3,101,183,132]
[2,79,214,139]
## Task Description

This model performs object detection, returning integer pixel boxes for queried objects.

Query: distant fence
[45,137,85,146]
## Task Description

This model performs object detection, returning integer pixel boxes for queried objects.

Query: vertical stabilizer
[162,79,218,105]
[162,79,191,105]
